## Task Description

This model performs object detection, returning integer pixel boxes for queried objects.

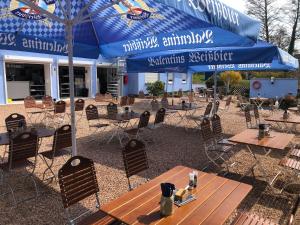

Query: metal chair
[120,96,128,107]
[151,99,160,112]
[124,111,151,142]
[95,93,104,102]
[46,100,66,127]
[0,131,39,205]
[24,96,43,124]
[85,105,109,139]
[128,96,135,105]
[193,102,213,128]
[122,139,149,190]
[253,104,260,125]
[200,118,234,173]
[211,114,237,146]
[138,91,145,98]
[40,125,72,181]
[74,99,85,125]
[58,156,119,225]
[5,113,27,132]
[244,105,255,128]
[42,95,54,108]
[219,96,232,113]
[107,102,118,117]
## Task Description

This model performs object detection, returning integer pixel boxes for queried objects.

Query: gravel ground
[0,97,299,225]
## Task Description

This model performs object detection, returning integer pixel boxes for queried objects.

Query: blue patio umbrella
[0,0,261,155]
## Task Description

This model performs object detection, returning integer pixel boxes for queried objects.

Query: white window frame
[167,73,173,84]
[145,73,159,83]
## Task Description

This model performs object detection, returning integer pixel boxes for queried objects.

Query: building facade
[0,50,192,104]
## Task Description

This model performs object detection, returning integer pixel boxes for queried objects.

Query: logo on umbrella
[113,0,164,26]
[9,0,56,20]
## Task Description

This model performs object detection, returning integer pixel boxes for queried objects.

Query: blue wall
[126,72,193,96]
[250,78,298,98]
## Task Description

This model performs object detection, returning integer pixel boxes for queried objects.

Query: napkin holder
[258,124,265,139]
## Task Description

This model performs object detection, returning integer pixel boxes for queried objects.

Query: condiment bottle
[193,171,198,188]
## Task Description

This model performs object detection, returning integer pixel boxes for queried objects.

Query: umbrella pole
[213,68,217,115]
[66,3,77,156]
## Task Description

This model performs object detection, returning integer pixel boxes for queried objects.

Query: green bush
[205,76,225,88]
[146,81,165,96]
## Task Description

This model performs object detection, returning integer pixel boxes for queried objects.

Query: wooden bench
[233,212,278,225]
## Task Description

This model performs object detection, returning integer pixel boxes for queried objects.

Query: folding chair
[85,105,109,140]
[193,102,213,128]
[45,100,66,128]
[42,95,54,109]
[74,99,85,125]
[5,113,27,132]
[120,96,128,107]
[138,91,145,99]
[95,93,104,102]
[218,96,232,114]
[237,95,249,111]
[211,114,237,146]
[253,104,260,125]
[151,99,160,112]
[40,125,72,181]
[244,105,256,128]
[200,118,234,173]
[58,156,119,225]
[0,131,39,205]
[122,139,149,190]
[24,96,43,124]
[128,96,135,105]
[124,111,151,142]
[149,108,166,129]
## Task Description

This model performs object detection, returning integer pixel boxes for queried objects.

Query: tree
[287,0,300,54]
[246,0,279,42]
[220,71,242,94]
[146,81,165,96]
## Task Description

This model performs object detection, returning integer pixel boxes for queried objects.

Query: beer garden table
[264,114,300,133]
[100,165,252,225]
[250,97,269,110]
[229,129,294,184]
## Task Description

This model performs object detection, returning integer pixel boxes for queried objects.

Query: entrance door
[59,66,87,98]
[5,63,45,100]
[97,68,108,94]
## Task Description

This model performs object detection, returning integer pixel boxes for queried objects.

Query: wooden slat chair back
[211,114,223,141]
[5,113,27,132]
[53,125,72,152]
[107,102,118,117]
[42,95,53,108]
[233,212,279,225]
[138,111,151,129]
[204,102,213,117]
[244,106,252,128]
[75,99,85,112]
[154,108,166,125]
[58,156,99,208]
[24,96,36,109]
[151,99,160,112]
[95,93,104,102]
[161,97,169,108]
[8,131,38,169]
[200,118,214,143]
[178,89,183,97]
[123,139,149,190]
[128,96,135,105]
[58,156,118,225]
[85,105,99,121]
[215,101,220,114]
[54,100,66,114]
[120,96,128,107]
[138,91,145,98]
[104,92,112,100]
[253,104,260,123]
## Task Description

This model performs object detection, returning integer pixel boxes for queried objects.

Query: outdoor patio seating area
[0,96,300,224]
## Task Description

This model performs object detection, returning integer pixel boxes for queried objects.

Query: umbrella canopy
[0,0,262,156]
[0,0,260,59]
[126,41,298,73]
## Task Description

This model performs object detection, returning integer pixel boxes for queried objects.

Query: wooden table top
[250,97,269,101]
[288,107,299,112]
[228,129,294,150]
[101,166,252,225]
[0,127,55,146]
[264,114,300,124]
[167,105,201,111]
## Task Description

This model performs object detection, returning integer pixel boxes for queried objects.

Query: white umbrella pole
[213,68,217,114]
[66,2,77,156]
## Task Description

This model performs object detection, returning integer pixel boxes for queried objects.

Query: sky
[220,0,246,12]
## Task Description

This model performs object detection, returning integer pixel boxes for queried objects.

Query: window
[145,73,159,83]
[167,73,173,84]
[181,73,187,84]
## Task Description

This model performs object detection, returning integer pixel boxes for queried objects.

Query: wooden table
[265,114,300,133]
[167,105,202,128]
[101,166,252,225]
[289,107,299,113]
[229,129,294,184]
[0,127,55,146]
[228,129,294,151]
[250,97,269,110]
